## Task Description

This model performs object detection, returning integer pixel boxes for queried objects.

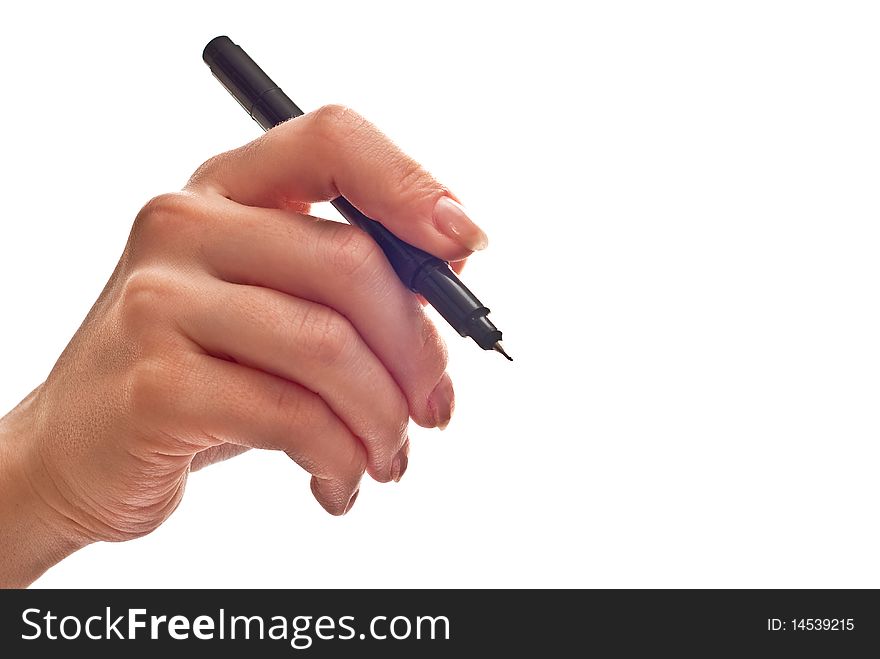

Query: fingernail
[433,197,489,252]
[428,373,455,430]
[390,441,410,482]
[343,488,360,515]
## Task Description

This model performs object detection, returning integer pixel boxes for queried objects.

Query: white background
[1,1,879,588]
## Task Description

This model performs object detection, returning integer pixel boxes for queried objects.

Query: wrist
[0,388,91,588]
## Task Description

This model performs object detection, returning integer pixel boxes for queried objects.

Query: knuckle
[118,267,178,326]
[309,103,369,143]
[127,356,175,421]
[186,151,231,192]
[326,224,384,279]
[391,154,439,197]
[127,353,200,426]
[300,306,355,367]
[132,191,202,242]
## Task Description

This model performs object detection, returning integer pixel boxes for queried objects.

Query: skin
[0,105,490,588]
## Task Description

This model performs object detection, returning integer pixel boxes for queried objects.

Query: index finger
[185,105,489,261]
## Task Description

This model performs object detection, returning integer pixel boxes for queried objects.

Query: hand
[0,105,490,587]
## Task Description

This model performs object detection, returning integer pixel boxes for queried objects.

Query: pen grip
[331,197,493,341]
[330,197,439,291]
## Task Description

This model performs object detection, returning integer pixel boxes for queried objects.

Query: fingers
[134,352,365,515]
[177,275,410,483]
[185,104,489,261]
[192,196,454,429]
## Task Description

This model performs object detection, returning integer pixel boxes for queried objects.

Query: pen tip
[493,341,513,361]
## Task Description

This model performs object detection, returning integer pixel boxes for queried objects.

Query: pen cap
[202,36,304,129]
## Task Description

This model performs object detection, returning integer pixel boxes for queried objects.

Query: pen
[201,36,511,361]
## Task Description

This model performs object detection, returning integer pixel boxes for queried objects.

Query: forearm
[0,390,89,588]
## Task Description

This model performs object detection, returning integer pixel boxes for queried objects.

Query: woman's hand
[0,105,489,587]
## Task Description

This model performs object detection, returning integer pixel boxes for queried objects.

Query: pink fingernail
[343,489,360,515]
[427,373,455,430]
[390,440,410,482]
[433,197,489,252]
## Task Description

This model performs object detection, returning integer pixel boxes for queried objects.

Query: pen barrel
[251,88,304,130]
[203,36,304,129]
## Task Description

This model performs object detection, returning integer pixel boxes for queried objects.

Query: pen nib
[493,341,513,361]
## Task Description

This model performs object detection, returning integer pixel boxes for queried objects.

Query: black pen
[201,36,511,361]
